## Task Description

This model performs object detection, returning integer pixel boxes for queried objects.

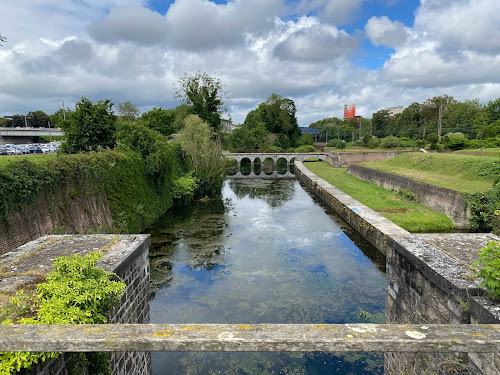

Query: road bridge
[0,127,63,144]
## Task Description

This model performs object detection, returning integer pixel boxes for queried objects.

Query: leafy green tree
[393,102,421,138]
[371,109,390,137]
[139,107,176,136]
[60,96,117,154]
[179,115,225,196]
[486,98,500,122]
[27,110,50,128]
[442,100,482,137]
[11,114,25,128]
[245,93,301,146]
[175,72,227,132]
[226,122,270,150]
[118,101,140,122]
[0,117,10,127]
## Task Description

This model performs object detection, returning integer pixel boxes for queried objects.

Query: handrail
[1,324,499,353]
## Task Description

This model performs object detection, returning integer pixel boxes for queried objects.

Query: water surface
[149,179,386,374]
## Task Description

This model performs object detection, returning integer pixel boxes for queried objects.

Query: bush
[266,146,283,152]
[399,137,414,148]
[415,139,427,149]
[295,145,316,152]
[473,241,500,300]
[326,139,345,149]
[0,251,125,374]
[367,136,381,149]
[380,135,399,149]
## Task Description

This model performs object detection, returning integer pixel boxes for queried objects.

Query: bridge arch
[225,153,326,174]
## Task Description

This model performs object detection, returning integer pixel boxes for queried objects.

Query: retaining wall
[326,151,409,168]
[295,161,500,374]
[0,183,113,255]
[0,234,152,375]
[346,164,469,229]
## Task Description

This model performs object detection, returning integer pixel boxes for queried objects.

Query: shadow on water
[148,179,386,374]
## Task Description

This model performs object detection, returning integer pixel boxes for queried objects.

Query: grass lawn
[0,154,57,168]
[453,148,500,158]
[324,147,416,153]
[360,152,498,193]
[303,161,454,233]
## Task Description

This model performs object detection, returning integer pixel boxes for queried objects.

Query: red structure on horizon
[343,103,356,119]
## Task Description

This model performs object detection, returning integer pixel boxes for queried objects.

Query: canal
[148,177,386,374]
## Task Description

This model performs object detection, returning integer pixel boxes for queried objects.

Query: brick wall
[1,235,151,375]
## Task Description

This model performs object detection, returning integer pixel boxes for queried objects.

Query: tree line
[307,95,500,150]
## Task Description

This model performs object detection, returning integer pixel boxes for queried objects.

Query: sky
[1,0,499,126]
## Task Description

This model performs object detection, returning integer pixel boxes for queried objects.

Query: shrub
[367,136,381,149]
[295,145,316,153]
[380,135,399,149]
[399,137,414,148]
[473,241,500,300]
[326,139,345,149]
[0,251,125,374]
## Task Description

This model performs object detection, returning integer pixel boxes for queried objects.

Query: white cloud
[274,21,359,62]
[294,0,366,25]
[89,6,167,45]
[164,0,284,50]
[365,16,408,47]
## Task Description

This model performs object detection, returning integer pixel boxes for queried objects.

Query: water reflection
[148,179,386,374]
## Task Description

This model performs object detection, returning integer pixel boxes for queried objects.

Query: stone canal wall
[0,234,151,375]
[295,161,500,374]
[326,151,409,168]
[346,164,469,229]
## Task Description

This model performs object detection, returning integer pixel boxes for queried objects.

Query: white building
[385,105,404,117]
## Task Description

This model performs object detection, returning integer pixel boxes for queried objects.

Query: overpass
[0,127,63,144]
[225,152,326,171]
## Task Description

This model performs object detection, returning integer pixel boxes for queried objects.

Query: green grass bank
[303,161,454,232]
[360,152,499,193]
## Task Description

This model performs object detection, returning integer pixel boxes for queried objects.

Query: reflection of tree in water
[148,197,232,296]
[229,179,294,208]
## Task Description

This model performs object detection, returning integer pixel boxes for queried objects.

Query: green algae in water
[149,179,386,374]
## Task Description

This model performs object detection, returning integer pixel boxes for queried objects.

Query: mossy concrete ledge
[1,323,500,353]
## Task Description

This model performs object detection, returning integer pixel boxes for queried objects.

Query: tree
[27,110,50,128]
[179,115,225,196]
[11,114,25,128]
[442,100,482,137]
[60,96,117,154]
[139,107,176,136]
[393,102,421,138]
[226,122,270,150]
[244,93,301,147]
[117,101,140,122]
[175,72,227,132]
[371,109,390,137]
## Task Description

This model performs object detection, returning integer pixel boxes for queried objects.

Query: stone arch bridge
[225,153,326,171]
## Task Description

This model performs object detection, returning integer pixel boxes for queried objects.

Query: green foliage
[396,188,417,202]
[139,107,176,136]
[295,145,316,152]
[117,101,140,122]
[442,132,468,150]
[0,252,125,375]
[60,96,117,154]
[175,72,226,132]
[327,139,345,149]
[244,93,301,147]
[380,135,399,149]
[172,175,198,206]
[225,122,270,150]
[298,134,314,146]
[179,115,225,197]
[473,241,500,300]
[27,110,50,128]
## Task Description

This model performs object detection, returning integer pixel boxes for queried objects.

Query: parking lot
[0,142,61,155]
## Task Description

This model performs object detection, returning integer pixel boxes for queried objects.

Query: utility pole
[24,112,28,128]
[60,100,66,120]
[359,117,362,139]
[423,118,427,139]
[438,104,443,138]
[326,128,328,143]
[369,120,372,136]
